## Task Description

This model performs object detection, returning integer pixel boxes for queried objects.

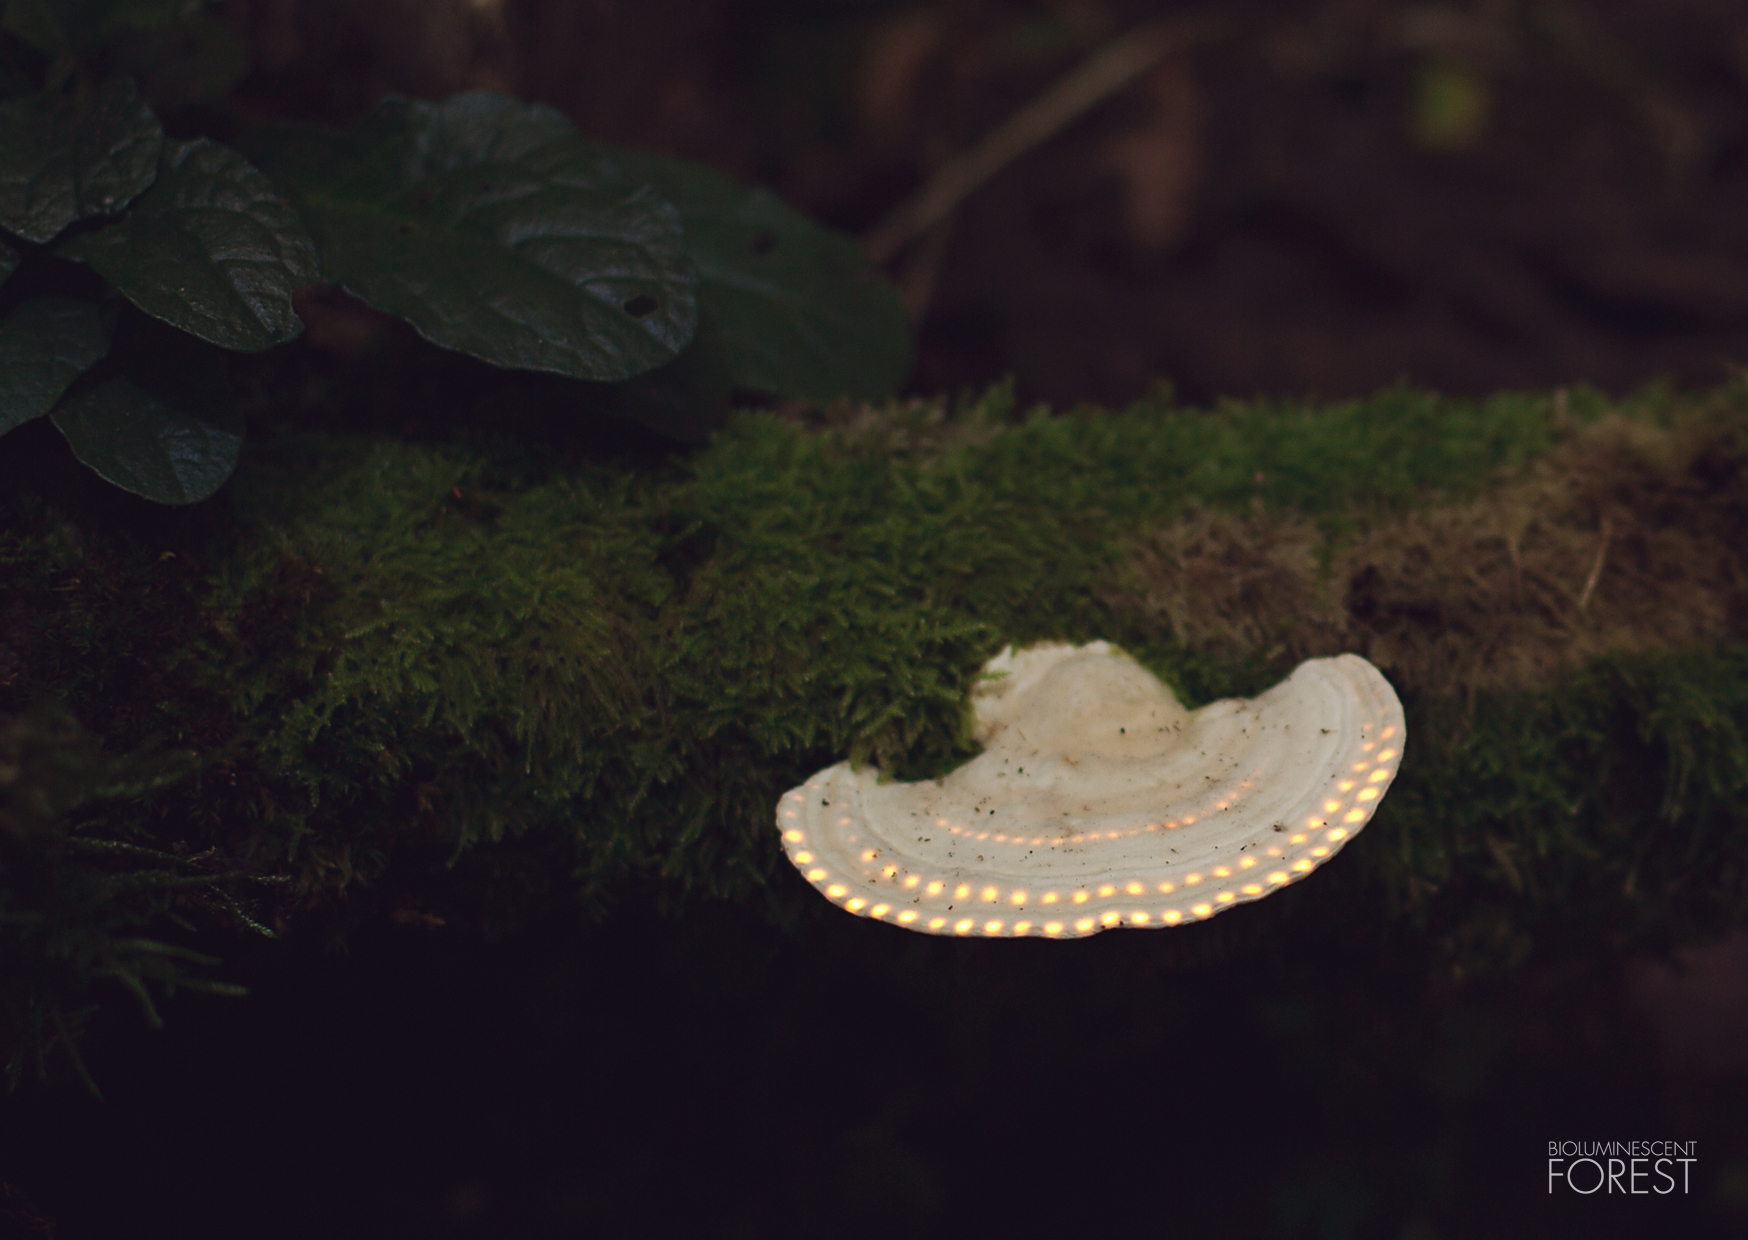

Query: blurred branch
[863,12,1234,266]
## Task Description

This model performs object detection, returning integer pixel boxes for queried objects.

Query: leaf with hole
[0,77,163,243]
[58,137,318,351]
[598,145,913,402]
[242,91,698,382]
[50,335,239,504]
[0,296,111,436]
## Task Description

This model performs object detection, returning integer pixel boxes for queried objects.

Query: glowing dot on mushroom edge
[794,852,814,865]
[926,881,944,896]
[1293,859,1314,872]
[1378,749,1397,761]
[1126,881,1144,896]
[1162,909,1183,924]
[1192,904,1213,918]
[1324,800,1342,813]
[1368,768,1391,783]
[1241,884,1263,896]
[1010,891,1027,905]
[846,898,866,912]
[1098,885,1115,897]
[984,921,1003,935]
[1130,912,1150,925]
[954,884,970,899]
[1073,891,1090,904]
[898,911,918,923]
[1158,882,1175,894]
[1328,827,1349,841]
[1013,922,1032,936]
[1101,911,1122,926]
[1381,727,1397,739]
[928,918,947,930]
[1356,788,1379,802]
[807,869,827,882]
[1075,918,1096,933]
[1338,781,1356,792]
[827,884,848,899]
[1238,856,1257,869]
[982,887,999,902]
[1212,866,1231,878]
[1268,871,1289,884]
[1344,809,1367,823]
[1042,892,1059,904]
[783,830,803,843]
[1311,846,1330,858]
[1215,892,1236,904]
[871,904,890,918]
[1044,922,1064,935]
[954,919,974,935]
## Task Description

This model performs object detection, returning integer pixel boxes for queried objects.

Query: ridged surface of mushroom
[776,642,1405,936]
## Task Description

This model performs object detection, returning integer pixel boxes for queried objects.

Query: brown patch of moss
[1123,409,1748,694]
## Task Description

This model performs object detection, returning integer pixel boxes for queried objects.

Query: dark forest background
[4,1,1748,1237]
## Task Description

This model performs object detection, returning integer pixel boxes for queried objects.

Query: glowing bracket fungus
[776,642,1405,937]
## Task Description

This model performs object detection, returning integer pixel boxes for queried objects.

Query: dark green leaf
[112,12,249,114]
[1,0,202,56]
[0,77,162,243]
[243,91,698,382]
[0,296,110,435]
[599,145,914,402]
[50,335,238,503]
[600,307,733,443]
[59,137,317,351]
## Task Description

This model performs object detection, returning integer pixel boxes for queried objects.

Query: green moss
[5,378,1748,1078]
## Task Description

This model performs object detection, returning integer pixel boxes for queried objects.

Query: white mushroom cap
[776,641,1405,937]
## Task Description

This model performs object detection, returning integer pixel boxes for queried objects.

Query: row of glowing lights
[939,773,1260,846]
[780,730,1398,935]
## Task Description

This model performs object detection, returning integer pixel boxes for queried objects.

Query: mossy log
[5,380,1748,1080]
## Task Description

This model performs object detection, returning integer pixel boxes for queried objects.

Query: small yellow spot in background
[827,884,848,899]
[904,875,920,888]
[1162,910,1182,924]
[783,830,803,843]
[1010,890,1027,905]
[927,881,944,896]
[899,911,918,923]
[871,904,890,917]
[1042,892,1059,904]
[1014,922,1032,935]
[1101,911,1122,926]
[1073,891,1090,904]
[1345,809,1367,823]
[846,898,866,912]
[1045,922,1064,935]
[807,869,827,882]
[1238,857,1257,869]
[862,849,876,861]
[1378,749,1397,762]
[1356,788,1379,802]
[1290,834,1307,844]
[1268,871,1289,884]
[1127,882,1143,896]
[928,917,947,930]
[1215,892,1235,904]
[982,887,999,902]
[1311,846,1330,858]
[1382,727,1397,739]
[1131,911,1150,924]
[1241,884,1262,896]
[883,864,899,878]
[1328,827,1348,841]
[1212,866,1230,878]
[1338,781,1355,792]
[1158,882,1175,893]
[984,920,1003,935]
[794,852,814,865]
[1293,859,1314,872]
[1185,873,1203,885]
[1192,903,1213,918]
[1324,800,1342,813]
[1098,885,1115,897]
[954,884,970,899]
[1369,769,1390,782]
[1352,761,1368,772]
[1075,918,1096,933]
[954,919,974,935]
